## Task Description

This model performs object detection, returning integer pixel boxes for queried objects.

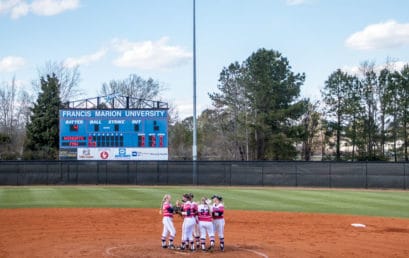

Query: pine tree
[209,49,307,160]
[244,49,307,160]
[321,69,350,160]
[23,74,62,160]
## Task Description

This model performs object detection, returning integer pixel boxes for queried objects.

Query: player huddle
[160,193,225,252]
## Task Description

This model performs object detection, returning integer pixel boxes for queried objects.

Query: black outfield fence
[0,161,408,189]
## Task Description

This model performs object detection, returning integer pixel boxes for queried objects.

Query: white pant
[213,218,225,239]
[193,221,200,238]
[199,221,214,239]
[182,217,196,242]
[162,216,176,238]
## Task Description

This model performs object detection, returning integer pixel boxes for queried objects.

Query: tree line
[170,50,409,161]
[1,50,409,161]
[322,61,409,161]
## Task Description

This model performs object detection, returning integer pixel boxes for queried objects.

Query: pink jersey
[162,202,174,218]
[212,203,224,220]
[191,201,198,216]
[197,203,212,222]
[182,201,195,218]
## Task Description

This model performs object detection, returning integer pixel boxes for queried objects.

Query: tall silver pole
[192,0,198,184]
[192,0,197,161]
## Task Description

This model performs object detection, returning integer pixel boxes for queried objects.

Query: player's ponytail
[159,194,169,215]
[202,196,211,210]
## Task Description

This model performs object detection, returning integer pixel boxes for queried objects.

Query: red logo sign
[100,151,109,160]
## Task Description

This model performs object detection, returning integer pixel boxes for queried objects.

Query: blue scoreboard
[59,109,168,160]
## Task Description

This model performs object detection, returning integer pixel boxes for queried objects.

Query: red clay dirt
[0,208,409,258]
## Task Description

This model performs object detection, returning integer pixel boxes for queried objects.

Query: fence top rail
[1,160,409,164]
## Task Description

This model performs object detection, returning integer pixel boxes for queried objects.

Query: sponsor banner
[59,148,78,160]
[77,147,168,160]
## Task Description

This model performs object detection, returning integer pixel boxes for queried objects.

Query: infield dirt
[0,208,409,257]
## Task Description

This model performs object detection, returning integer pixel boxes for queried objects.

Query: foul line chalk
[105,244,191,257]
[105,244,138,257]
[105,244,268,258]
[172,251,190,255]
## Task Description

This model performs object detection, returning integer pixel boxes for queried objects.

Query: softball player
[197,197,215,251]
[160,194,176,249]
[212,195,225,251]
[189,193,201,248]
[179,193,197,251]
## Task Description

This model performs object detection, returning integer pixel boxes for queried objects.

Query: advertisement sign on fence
[77,147,168,160]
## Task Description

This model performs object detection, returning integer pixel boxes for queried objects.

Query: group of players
[160,192,225,252]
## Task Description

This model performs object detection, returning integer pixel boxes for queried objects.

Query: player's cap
[183,193,191,200]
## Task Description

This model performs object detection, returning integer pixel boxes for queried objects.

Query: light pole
[192,0,198,184]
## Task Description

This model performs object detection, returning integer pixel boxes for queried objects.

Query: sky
[1,0,409,119]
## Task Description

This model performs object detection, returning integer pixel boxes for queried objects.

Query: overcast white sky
[1,0,409,118]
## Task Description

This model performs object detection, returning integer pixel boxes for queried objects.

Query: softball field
[0,186,408,257]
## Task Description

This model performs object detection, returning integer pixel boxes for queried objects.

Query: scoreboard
[59,109,168,160]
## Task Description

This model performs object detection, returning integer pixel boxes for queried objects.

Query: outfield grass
[0,186,408,218]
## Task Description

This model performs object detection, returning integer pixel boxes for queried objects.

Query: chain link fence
[0,161,407,189]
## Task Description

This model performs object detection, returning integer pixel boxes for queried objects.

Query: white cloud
[340,65,361,75]
[111,37,192,70]
[0,56,26,72]
[346,20,409,50]
[1,79,28,89]
[175,102,193,119]
[61,37,191,71]
[341,61,408,75]
[14,79,28,88]
[389,61,408,71]
[63,48,107,68]
[0,0,19,13]
[286,0,307,6]
[31,0,79,16]
[0,0,79,19]
[10,1,29,19]
[173,100,208,120]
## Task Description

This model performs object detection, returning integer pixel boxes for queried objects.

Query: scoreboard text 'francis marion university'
[59,109,168,160]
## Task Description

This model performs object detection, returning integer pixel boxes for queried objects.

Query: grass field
[0,186,408,218]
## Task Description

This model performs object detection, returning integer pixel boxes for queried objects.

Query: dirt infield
[0,208,409,258]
